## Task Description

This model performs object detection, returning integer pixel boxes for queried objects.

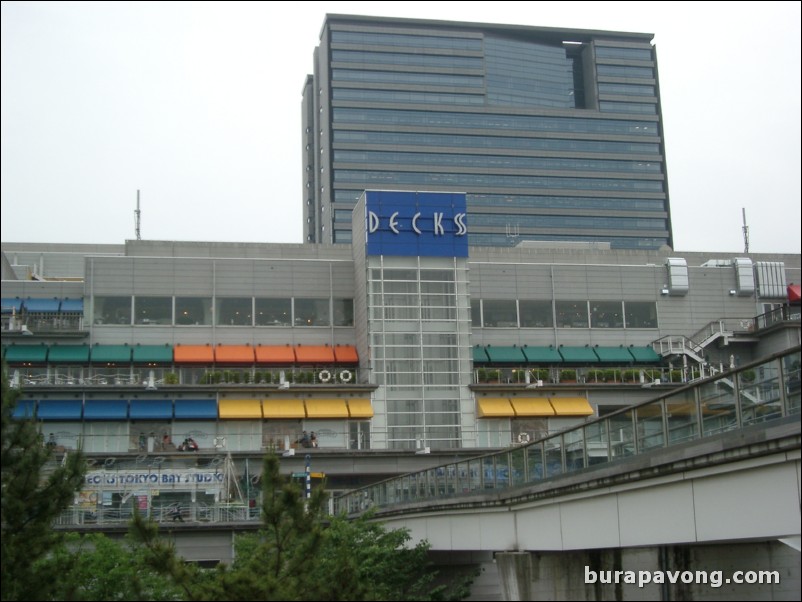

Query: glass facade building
[302,15,671,249]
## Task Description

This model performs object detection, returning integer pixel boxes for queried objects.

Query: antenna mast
[135,190,142,240]
[741,207,749,253]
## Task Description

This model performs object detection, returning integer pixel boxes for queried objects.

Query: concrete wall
[495,541,800,601]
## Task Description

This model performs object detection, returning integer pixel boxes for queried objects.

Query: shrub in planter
[560,369,576,382]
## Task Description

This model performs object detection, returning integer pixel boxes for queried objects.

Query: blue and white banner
[364,191,468,257]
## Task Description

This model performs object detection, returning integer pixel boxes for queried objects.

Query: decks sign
[364,191,468,257]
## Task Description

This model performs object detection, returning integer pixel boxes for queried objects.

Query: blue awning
[12,399,36,419]
[37,400,83,421]
[175,399,218,419]
[59,298,84,313]
[24,298,61,313]
[1,298,23,314]
[129,399,173,420]
[84,399,128,421]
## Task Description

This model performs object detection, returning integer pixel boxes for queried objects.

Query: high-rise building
[302,15,671,249]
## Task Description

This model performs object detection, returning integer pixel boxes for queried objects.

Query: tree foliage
[1,366,86,601]
[131,454,473,601]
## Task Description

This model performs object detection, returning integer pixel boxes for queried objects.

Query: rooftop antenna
[742,207,749,253]
[135,190,142,241]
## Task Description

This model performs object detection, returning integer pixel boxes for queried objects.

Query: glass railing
[333,346,801,515]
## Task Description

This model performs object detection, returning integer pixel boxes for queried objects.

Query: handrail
[333,346,801,516]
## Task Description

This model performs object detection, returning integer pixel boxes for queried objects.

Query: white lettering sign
[367,211,467,236]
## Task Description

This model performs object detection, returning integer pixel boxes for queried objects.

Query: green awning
[628,346,661,363]
[4,345,48,363]
[522,346,563,363]
[132,345,173,364]
[593,346,634,363]
[472,347,489,363]
[485,346,526,363]
[90,345,132,363]
[48,345,90,363]
[558,346,599,363]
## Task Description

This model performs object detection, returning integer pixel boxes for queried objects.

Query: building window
[470,299,481,326]
[590,301,624,328]
[294,298,330,327]
[624,301,658,328]
[519,300,553,328]
[482,299,518,327]
[333,298,354,326]
[175,297,212,326]
[94,296,131,325]
[556,301,588,328]
[217,297,253,326]
[134,297,172,325]
[255,298,291,326]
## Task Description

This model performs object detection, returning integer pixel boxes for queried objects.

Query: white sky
[1,1,800,254]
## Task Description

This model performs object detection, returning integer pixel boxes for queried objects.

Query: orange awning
[334,345,359,363]
[294,345,336,364]
[173,345,215,364]
[215,345,255,364]
[255,345,296,364]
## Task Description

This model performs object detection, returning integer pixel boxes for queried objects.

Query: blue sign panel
[365,191,468,257]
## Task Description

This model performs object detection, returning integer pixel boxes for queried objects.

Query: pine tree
[1,366,86,601]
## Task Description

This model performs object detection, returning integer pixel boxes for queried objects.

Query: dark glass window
[519,300,553,328]
[134,297,172,325]
[217,298,253,326]
[625,301,658,328]
[556,301,588,328]
[470,299,482,326]
[94,296,131,326]
[482,300,518,327]
[175,297,212,326]
[333,298,354,326]
[255,298,291,326]
[295,298,330,327]
[590,301,624,328]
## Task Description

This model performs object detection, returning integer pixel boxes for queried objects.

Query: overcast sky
[1,1,800,254]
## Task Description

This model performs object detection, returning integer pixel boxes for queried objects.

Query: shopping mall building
[2,191,800,534]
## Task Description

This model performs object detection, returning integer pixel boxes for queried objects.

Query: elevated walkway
[334,347,801,552]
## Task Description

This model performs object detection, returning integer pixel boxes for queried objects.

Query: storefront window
[556,300,588,328]
[255,298,291,326]
[333,298,354,326]
[134,297,172,325]
[94,296,131,325]
[217,297,253,326]
[175,297,212,326]
[519,300,553,328]
[294,298,330,327]
[590,301,624,328]
[482,299,518,327]
[625,301,658,328]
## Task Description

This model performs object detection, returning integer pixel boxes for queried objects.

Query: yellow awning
[477,397,514,418]
[305,398,349,418]
[550,397,594,416]
[219,399,263,419]
[510,397,555,417]
[263,399,306,419]
[347,398,374,418]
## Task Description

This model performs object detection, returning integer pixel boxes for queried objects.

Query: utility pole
[742,207,749,253]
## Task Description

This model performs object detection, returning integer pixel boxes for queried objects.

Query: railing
[333,346,801,516]
[475,366,684,385]
[755,304,801,330]
[12,366,360,387]
[54,501,259,527]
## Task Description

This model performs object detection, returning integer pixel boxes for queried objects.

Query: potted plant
[164,372,179,385]
[559,369,576,383]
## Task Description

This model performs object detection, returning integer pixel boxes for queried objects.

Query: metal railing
[333,346,801,516]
